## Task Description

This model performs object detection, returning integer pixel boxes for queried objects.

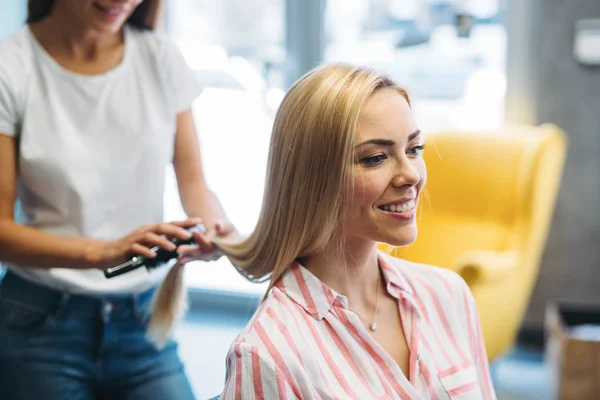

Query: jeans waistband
[0,270,156,318]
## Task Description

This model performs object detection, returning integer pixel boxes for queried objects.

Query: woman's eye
[360,154,387,166]
[408,144,426,156]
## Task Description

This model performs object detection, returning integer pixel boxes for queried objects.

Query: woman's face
[56,0,144,33]
[343,88,426,247]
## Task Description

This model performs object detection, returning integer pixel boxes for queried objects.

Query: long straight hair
[27,0,163,30]
[148,64,411,347]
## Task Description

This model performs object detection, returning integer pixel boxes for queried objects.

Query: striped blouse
[220,251,496,399]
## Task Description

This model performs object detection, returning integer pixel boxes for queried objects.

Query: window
[163,0,285,295]
[325,0,506,131]
[0,1,26,40]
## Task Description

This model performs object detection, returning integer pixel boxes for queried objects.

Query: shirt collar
[378,251,415,298]
[276,252,414,321]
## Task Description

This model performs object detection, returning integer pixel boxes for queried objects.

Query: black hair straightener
[104,224,206,279]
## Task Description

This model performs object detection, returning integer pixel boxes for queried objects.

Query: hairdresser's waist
[1,262,169,295]
[0,269,157,317]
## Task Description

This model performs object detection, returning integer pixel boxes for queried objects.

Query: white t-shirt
[0,25,202,294]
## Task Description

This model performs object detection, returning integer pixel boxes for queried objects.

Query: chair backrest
[388,123,567,284]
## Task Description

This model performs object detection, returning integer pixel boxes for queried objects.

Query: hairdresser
[0,1,234,398]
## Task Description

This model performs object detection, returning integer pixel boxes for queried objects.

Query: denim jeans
[0,271,196,400]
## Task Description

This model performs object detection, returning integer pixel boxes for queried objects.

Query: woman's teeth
[380,200,415,213]
[95,3,124,15]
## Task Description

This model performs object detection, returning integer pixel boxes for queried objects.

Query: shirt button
[104,303,113,314]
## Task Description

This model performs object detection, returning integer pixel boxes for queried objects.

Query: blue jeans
[0,271,196,400]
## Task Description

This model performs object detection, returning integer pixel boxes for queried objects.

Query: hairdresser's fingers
[137,232,178,252]
[176,244,197,255]
[141,223,192,241]
[130,243,158,259]
[215,220,236,236]
[191,230,215,250]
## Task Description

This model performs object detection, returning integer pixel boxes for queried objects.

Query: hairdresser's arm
[0,134,198,270]
[173,109,234,236]
[0,134,99,269]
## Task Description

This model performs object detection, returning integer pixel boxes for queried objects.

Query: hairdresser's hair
[27,0,163,30]
[148,64,410,347]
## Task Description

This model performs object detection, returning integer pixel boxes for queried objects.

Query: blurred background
[2,0,599,399]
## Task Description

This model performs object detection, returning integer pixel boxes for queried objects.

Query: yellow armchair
[381,124,567,361]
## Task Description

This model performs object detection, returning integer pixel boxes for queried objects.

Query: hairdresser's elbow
[0,217,15,237]
[0,218,16,258]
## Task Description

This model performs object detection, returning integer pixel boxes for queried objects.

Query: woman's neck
[303,237,382,312]
[29,9,123,62]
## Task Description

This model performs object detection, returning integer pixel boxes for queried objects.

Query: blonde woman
[206,64,497,399]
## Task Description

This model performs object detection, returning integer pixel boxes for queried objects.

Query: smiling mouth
[378,199,416,214]
[93,3,127,16]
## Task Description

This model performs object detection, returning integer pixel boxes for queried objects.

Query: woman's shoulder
[0,26,30,52]
[222,290,314,398]
[0,27,32,134]
[226,287,303,357]
[0,27,33,78]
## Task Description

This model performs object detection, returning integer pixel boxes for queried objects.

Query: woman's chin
[379,229,418,247]
[382,238,415,248]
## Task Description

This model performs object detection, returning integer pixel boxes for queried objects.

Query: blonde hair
[147,64,410,347]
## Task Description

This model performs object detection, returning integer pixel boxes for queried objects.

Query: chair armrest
[452,251,518,285]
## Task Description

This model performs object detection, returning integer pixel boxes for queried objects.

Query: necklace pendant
[369,322,378,332]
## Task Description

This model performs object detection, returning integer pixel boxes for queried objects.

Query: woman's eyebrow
[408,129,421,142]
[355,139,395,149]
[355,130,421,149]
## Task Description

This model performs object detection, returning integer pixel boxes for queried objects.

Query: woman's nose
[391,162,421,188]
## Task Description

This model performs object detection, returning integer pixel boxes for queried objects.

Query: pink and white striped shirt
[220,251,496,399]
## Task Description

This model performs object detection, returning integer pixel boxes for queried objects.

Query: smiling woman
[195,64,498,399]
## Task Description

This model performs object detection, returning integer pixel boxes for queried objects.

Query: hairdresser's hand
[89,218,203,270]
[176,220,236,264]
